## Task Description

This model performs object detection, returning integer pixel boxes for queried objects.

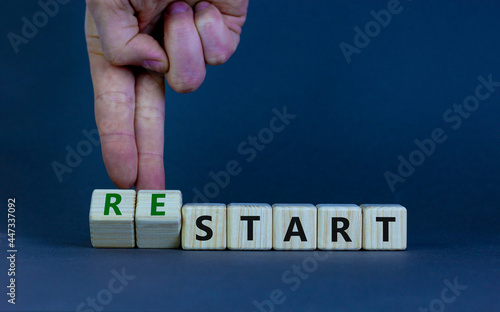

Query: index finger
[86,8,138,188]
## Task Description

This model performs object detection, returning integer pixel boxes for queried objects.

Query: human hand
[85,0,248,190]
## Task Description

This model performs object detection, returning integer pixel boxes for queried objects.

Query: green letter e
[151,194,166,216]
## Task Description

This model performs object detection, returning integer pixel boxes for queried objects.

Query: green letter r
[104,193,122,215]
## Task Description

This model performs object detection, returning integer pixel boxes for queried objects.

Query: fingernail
[167,2,189,14]
[142,60,166,73]
[195,2,210,12]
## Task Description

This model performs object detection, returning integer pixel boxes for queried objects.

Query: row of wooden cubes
[90,190,407,250]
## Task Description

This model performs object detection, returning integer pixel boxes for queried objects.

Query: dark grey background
[1,0,499,311]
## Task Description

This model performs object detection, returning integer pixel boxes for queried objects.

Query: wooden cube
[181,203,226,250]
[361,204,407,250]
[89,189,136,248]
[135,190,182,248]
[272,204,317,250]
[227,203,273,250]
[317,204,362,250]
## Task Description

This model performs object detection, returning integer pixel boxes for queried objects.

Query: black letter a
[284,217,307,242]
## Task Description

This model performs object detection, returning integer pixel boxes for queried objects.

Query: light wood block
[227,203,273,250]
[89,189,136,248]
[361,204,407,250]
[135,190,182,248]
[272,204,317,250]
[181,203,226,250]
[317,204,362,250]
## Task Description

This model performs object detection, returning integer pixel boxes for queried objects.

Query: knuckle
[95,91,133,109]
[206,48,232,65]
[169,74,204,93]
[104,48,126,66]
[95,91,134,132]
[135,105,165,122]
[198,18,217,32]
